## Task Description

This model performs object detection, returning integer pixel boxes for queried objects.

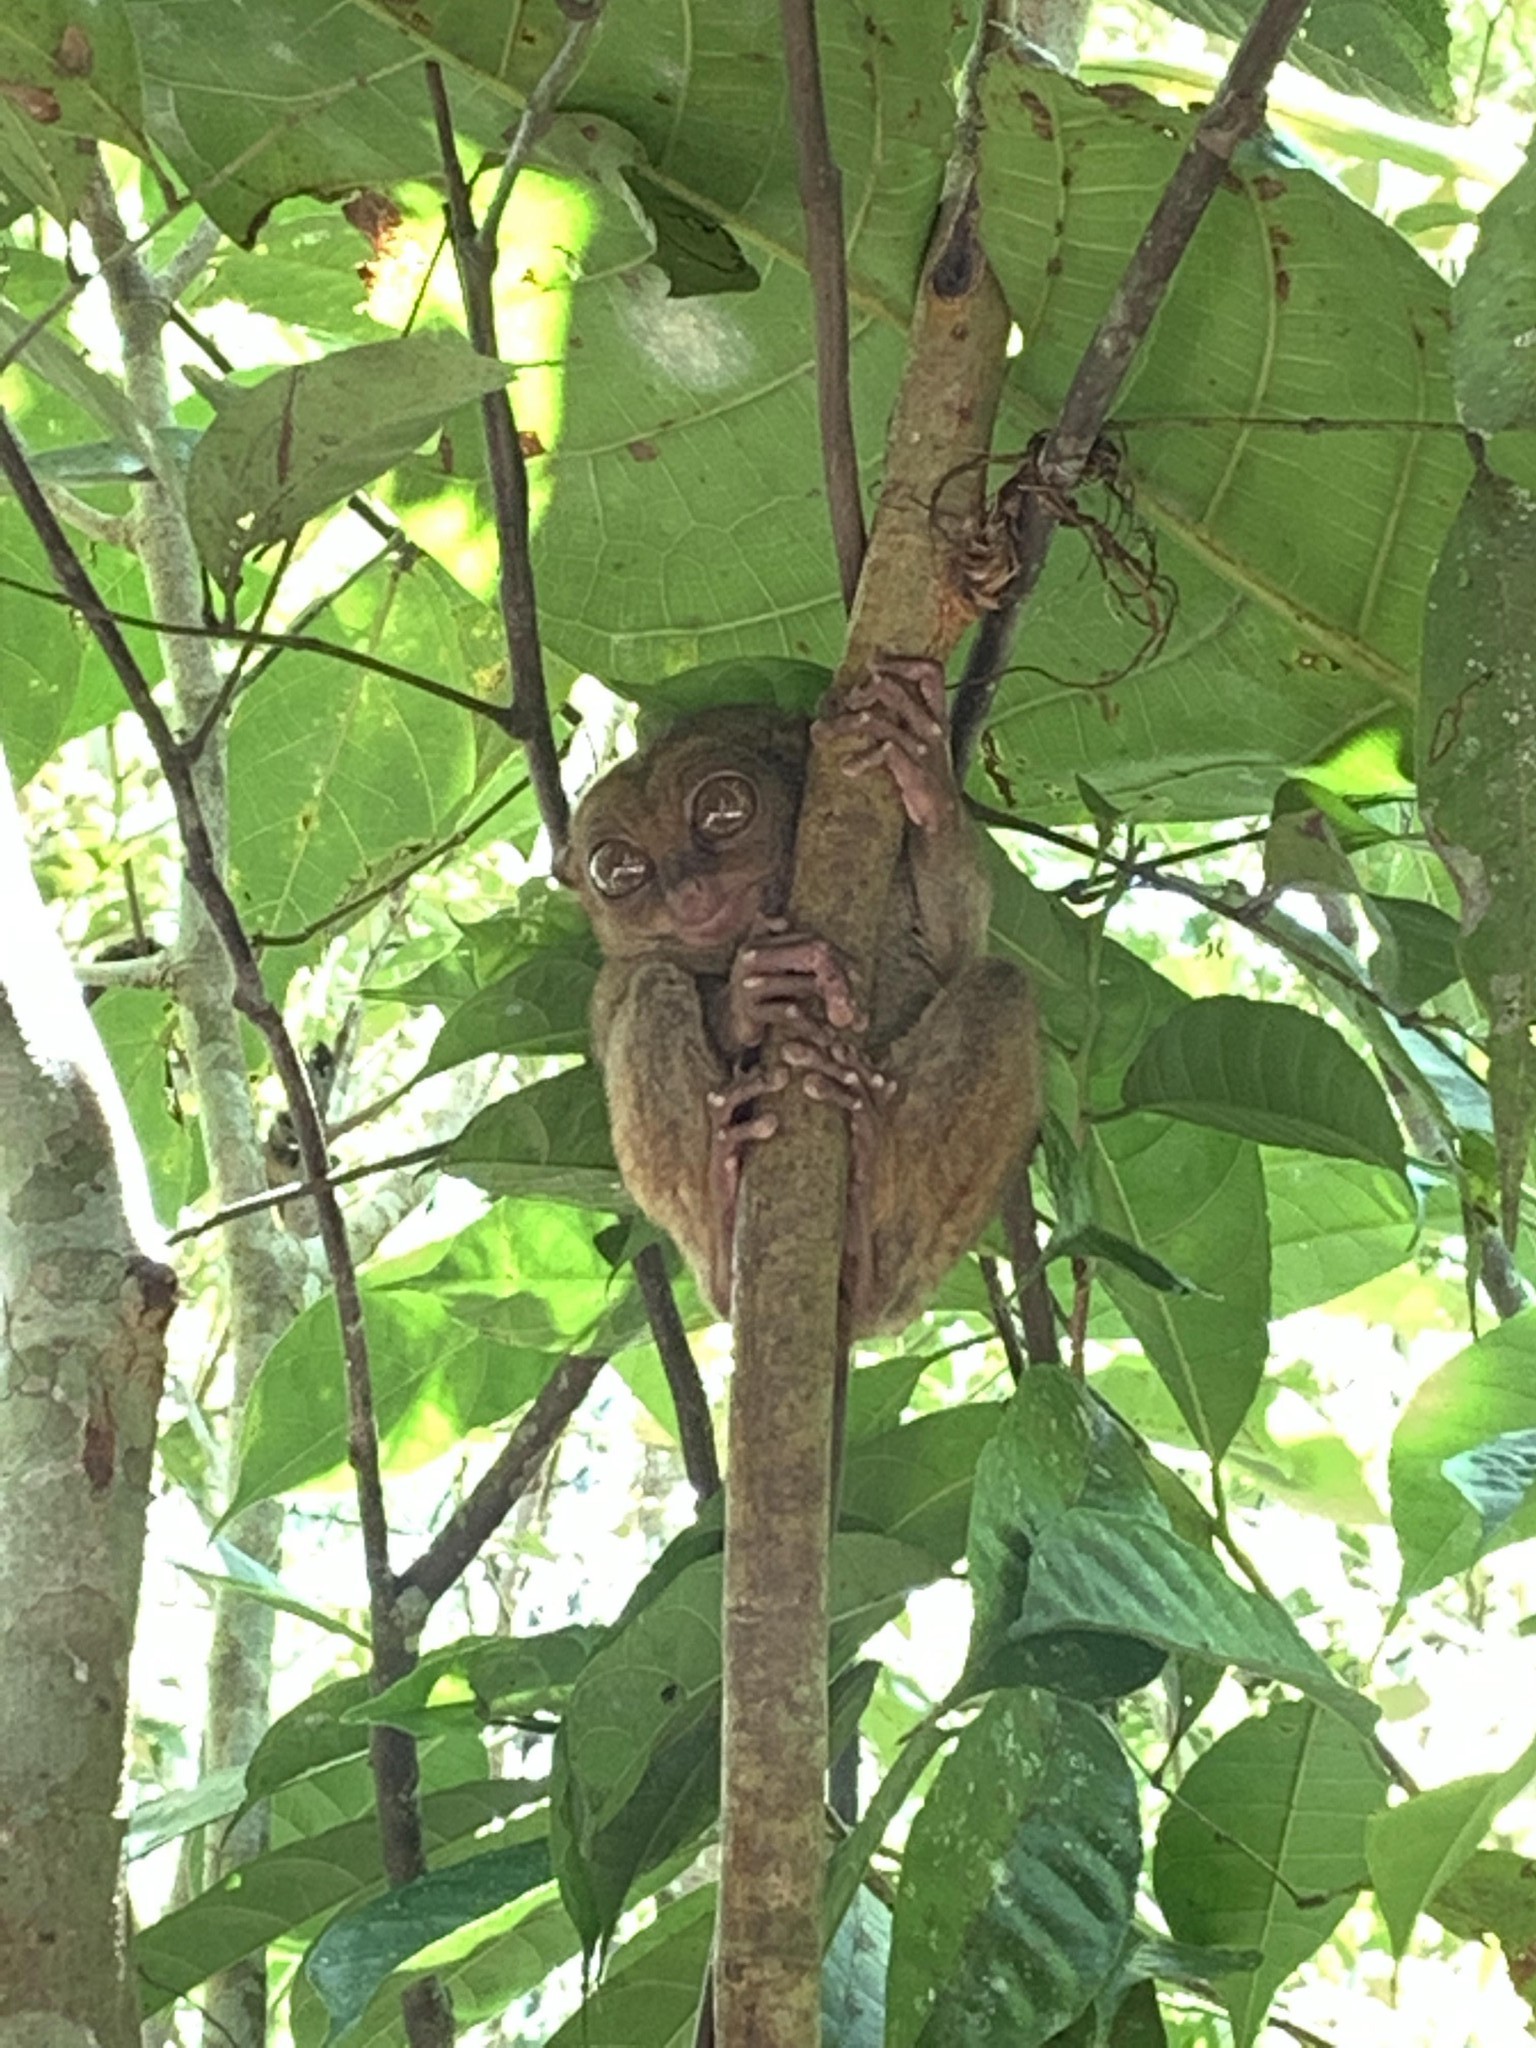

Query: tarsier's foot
[728,918,866,1045]
[779,1026,895,1117]
[815,653,959,834]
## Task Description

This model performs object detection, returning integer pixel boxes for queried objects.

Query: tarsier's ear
[552,838,578,890]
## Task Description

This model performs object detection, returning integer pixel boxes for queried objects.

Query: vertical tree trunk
[0,750,177,2048]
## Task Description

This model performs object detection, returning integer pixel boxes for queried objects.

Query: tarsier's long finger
[836,709,930,767]
[870,652,948,724]
[846,669,947,747]
[739,939,864,1029]
[781,1037,895,1114]
[717,1110,779,1146]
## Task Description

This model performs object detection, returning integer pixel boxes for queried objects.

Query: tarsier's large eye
[588,839,653,898]
[690,772,757,841]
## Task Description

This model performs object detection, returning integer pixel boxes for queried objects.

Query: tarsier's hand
[726,917,867,1050]
[816,653,959,834]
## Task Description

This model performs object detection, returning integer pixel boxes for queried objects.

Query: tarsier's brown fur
[562,657,1041,1335]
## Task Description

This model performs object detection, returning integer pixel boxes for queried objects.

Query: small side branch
[397,1353,606,1610]
[634,1244,721,1501]
[425,61,571,856]
[779,0,866,609]
[951,0,1314,767]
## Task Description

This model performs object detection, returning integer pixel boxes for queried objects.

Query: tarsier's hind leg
[855,957,1041,1334]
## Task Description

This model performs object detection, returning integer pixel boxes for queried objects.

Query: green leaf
[1455,146,1536,433]
[90,989,197,1223]
[841,1408,1005,1569]
[187,333,514,588]
[424,942,599,1071]
[228,554,480,939]
[977,64,1468,817]
[1001,1510,1373,1733]
[887,1692,1140,2048]
[1265,1150,1419,1316]
[1213,0,1450,113]
[553,1535,939,1951]
[126,1768,246,1861]
[447,1066,626,1210]
[1431,1848,1536,1958]
[1367,1731,1536,1955]
[1390,1307,1536,1597]
[0,0,146,148]
[542,1889,715,2048]
[1419,465,1536,1240]
[1153,1702,1387,2047]
[307,1840,551,2041]
[1363,893,1463,1011]
[350,1628,601,1739]
[622,168,760,298]
[1089,1115,1270,1457]
[176,1539,369,1647]
[135,1782,537,2014]
[228,1289,559,1516]
[823,1887,890,2048]
[1123,997,1406,1176]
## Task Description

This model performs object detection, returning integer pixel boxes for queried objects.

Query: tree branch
[396,1353,606,1612]
[634,1245,721,1501]
[478,0,604,253]
[0,412,451,2048]
[779,0,866,609]
[425,61,570,856]
[979,1254,1027,1381]
[952,0,1314,767]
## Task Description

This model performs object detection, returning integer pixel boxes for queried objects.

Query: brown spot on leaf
[0,79,62,122]
[628,439,660,462]
[53,26,93,76]
[1253,174,1287,202]
[1018,90,1055,141]
[343,189,404,256]
[518,429,545,458]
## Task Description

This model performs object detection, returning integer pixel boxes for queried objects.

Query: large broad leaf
[1089,1115,1270,1458]
[0,0,146,148]
[1455,145,1536,434]
[840,1407,1005,1570]
[135,1781,537,2014]
[447,1065,627,1209]
[977,62,1469,818]
[1264,1149,1419,1315]
[1367,1732,1536,1956]
[542,1889,715,2048]
[553,1535,938,1952]
[187,332,515,588]
[228,553,482,941]
[1153,1702,1388,2047]
[995,1509,1372,1732]
[1123,997,1406,1176]
[887,1692,1140,2048]
[1389,1306,1536,1598]
[1418,466,1536,1241]
[307,1840,552,2042]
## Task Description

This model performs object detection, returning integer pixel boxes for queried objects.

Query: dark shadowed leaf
[888,1692,1140,2047]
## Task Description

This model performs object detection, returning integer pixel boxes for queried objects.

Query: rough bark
[0,749,176,2048]
[716,183,1011,2044]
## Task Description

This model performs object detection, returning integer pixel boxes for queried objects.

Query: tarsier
[562,656,1041,1335]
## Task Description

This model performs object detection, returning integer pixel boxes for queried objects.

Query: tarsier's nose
[665,873,721,927]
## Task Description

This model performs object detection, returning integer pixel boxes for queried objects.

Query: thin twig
[979,1254,1027,1381]
[165,1141,446,1243]
[779,0,866,609]
[634,1244,721,1500]
[478,1,604,252]
[952,0,1314,768]
[397,1353,606,1609]
[0,570,511,732]
[0,407,433,1897]
[425,61,571,856]
[1001,1165,1060,1366]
